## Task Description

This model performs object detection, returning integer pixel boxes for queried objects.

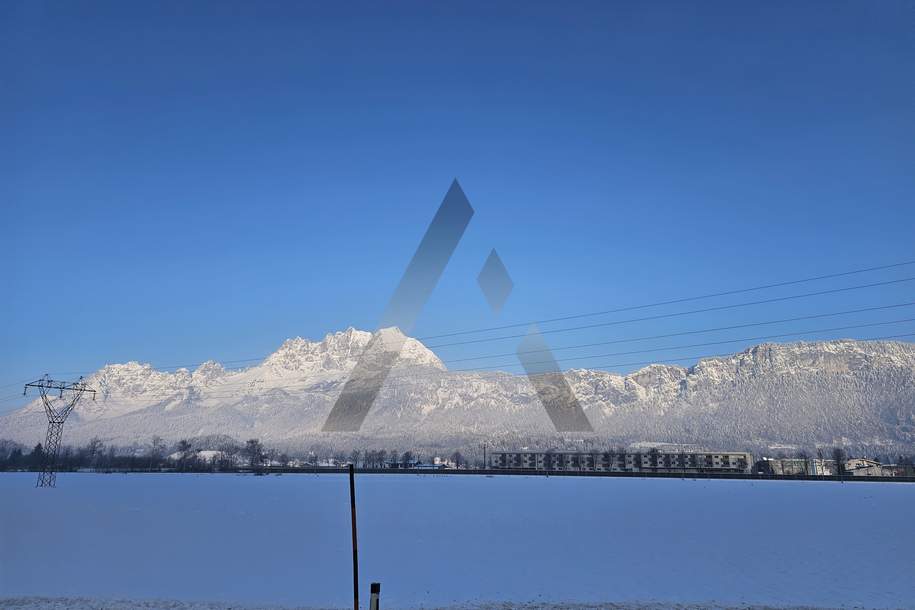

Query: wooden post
[369,582,381,610]
[349,463,359,610]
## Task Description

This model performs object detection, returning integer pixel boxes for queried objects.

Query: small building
[844,457,889,477]
[810,458,835,476]
[757,456,896,477]
[757,457,811,476]
[413,462,445,470]
[882,463,915,477]
[385,456,421,469]
[432,456,457,468]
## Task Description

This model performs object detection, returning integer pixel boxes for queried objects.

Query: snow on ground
[1,473,913,609]
[0,597,839,610]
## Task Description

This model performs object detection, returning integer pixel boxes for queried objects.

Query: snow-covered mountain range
[2,328,914,453]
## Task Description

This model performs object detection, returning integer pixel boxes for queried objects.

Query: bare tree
[797,450,810,475]
[174,439,193,471]
[106,446,117,470]
[245,439,264,469]
[450,451,464,468]
[148,436,166,469]
[832,447,847,476]
[86,437,105,469]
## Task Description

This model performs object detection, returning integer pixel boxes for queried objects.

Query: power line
[5,262,914,389]
[549,332,915,375]
[445,301,915,363]
[426,276,915,348]
[449,319,915,372]
[418,259,915,340]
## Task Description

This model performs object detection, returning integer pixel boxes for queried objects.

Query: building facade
[844,458,891,477]
[488,450,752,474]
[756,456,895,477]
[757,457,813,475]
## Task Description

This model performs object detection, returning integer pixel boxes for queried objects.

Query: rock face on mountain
[1,328,913,453]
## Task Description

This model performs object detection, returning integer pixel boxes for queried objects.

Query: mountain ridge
[2,329,914,453]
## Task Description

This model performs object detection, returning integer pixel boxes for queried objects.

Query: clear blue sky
[2,1,914,413]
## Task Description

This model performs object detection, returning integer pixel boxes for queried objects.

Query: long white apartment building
[488,450,752,474]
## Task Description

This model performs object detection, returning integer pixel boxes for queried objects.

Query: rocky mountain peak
[262,327,444,373]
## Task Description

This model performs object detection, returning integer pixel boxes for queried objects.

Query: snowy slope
[1,328,914,452]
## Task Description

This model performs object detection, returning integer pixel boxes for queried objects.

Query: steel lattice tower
[23,375,96,487]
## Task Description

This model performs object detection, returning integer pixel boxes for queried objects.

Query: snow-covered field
[1,473,913,609]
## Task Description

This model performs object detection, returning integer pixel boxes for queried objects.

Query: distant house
[757,457,810,476]
[196,450,224,463]
[386,457,421,469]
[882,463,915,477]
[810,458,835,476]
[413,462,445,470]
[755,456,898,477]
[844,457,889,477]
[432,456,457,468]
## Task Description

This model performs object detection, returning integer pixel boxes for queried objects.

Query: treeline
[0,437,233,473]
[2,436,911,475]
[0,436,471,473]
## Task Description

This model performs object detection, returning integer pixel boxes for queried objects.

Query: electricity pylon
[23,375,96,487]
